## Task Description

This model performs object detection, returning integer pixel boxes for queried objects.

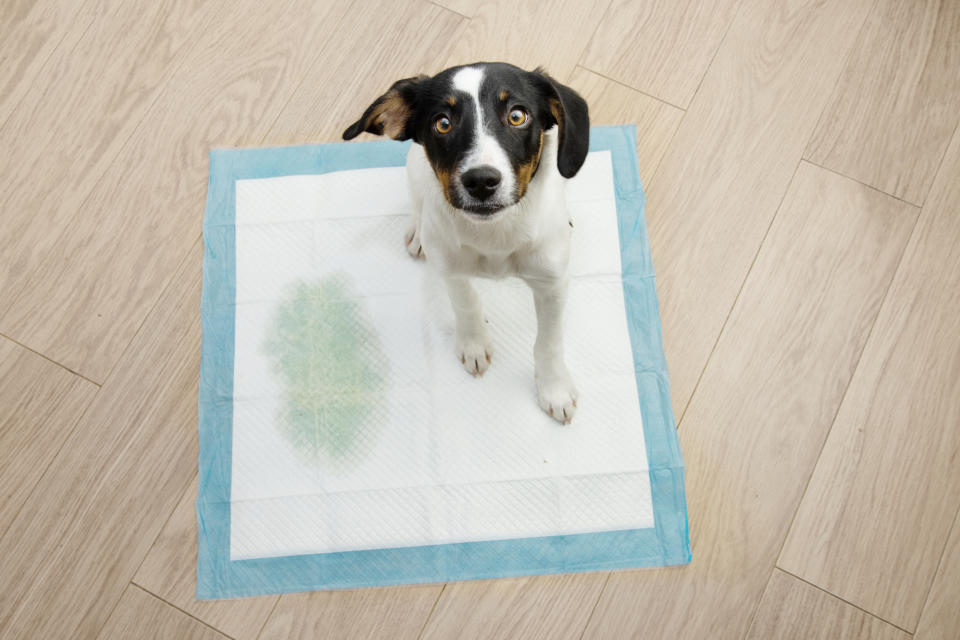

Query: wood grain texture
[265,0,464,145]
[0,0,353,383]
[441,0,610,81]
[421,573,607,640]
[567,66,684,186]
[0,240,202,640]
[582,163,916,639]
[260,584,443,640]
[134,476,279,640]
[0,337,97,536]
[0,0,216,318]
[97,585,228,640]
[429,0,474,17]
[580,0,742,108]
[915,510,960,640]
[0,0,101,129]
[643,0,874,420]
[2,0,959,636]
[805,0,960,205]
[779,130,960,631]
[746,570,910,640]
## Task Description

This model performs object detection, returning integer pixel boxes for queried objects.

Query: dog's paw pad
[404,225,424,260]
[537,376,578,424]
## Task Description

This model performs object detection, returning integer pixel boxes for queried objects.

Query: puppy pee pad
[197,125,689,598]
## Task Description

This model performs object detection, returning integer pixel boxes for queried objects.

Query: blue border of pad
[196,125,690,599]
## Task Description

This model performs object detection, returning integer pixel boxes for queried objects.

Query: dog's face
[343,63,589,216]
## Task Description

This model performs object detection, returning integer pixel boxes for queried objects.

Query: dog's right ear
[342,75,427,141]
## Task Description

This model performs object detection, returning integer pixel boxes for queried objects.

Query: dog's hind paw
[404,224,424,260]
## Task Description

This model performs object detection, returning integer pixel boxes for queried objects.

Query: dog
[343,62,589,424]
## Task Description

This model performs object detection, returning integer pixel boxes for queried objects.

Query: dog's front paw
[404,223,424,260]
[537,372,578,424]
[456,332,493,377]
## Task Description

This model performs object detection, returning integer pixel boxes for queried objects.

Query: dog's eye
[508,108,528,127]
[435,116,452,134]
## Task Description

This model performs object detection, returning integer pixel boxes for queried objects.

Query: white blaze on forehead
[451,66,515,203]
[452,66,484,100]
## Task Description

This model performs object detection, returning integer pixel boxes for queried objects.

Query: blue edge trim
[197,125,690,599]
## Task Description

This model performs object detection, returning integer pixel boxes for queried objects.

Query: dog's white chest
[448,244,525,279]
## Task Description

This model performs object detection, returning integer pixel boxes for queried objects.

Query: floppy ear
[342,75,427,141]
[532,68,590,178]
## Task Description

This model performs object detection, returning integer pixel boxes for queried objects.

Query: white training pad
[230,151,653,560]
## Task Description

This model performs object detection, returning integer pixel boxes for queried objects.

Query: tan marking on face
[445,96,456,107]
[427,157,457,206]
[515,129,544,199]
[498,90,509,102]
[368,91,411,139]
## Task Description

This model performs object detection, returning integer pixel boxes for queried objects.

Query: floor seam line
[416,582,447,640]
[578,571,611,639]
[774,567,915,636]
[0,332,102,386]
[127,582,239,640]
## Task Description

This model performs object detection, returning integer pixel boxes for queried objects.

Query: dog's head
[343,62,589,216]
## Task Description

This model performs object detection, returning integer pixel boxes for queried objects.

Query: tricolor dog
[343,62,589,424]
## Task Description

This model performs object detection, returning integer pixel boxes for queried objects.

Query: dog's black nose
[461,166,502,200]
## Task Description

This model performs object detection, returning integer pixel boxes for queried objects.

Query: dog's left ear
[532,68,590,178]
[343,75,427,141]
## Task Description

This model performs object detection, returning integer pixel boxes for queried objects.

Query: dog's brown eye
[435,116,452,134]
[508,108,527,126]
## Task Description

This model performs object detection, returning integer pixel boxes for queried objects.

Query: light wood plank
[264,0,464,145]
[567,66,684,186]
[133,477,278,640]
[805,0,960,205]
[0,337,97,535]
[421,573,607,640]
[0,240,202,639]
[580,0,742,108]
[643,0,874,420]
[0,0,218,318]
[779,129,960,630]
[0,0,354,383]
[259,585,442,640]
[429,0,473,17]
[441,0,610,81]
[746,570,910,640]
[915,510,960,640]
[0,0,102,129]
[582,164,916,638]
[97,585,228,640]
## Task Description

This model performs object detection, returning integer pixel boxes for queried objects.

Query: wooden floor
[1,0,959,638]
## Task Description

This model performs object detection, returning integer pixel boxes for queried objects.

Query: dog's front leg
[444,276,493,376]
[525,276,578,424]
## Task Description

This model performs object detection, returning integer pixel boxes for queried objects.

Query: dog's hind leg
[404,216,424,260]
[403,192,425,260]
[404,154,426,260]
[444,276,493,377]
